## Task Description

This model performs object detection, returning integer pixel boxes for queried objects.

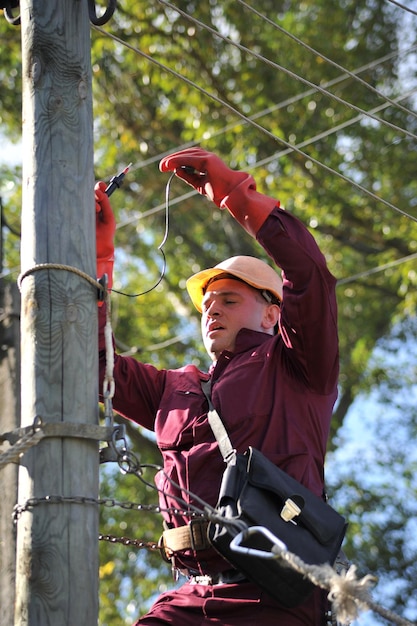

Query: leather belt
[159,521,247,586]
[159,519,211,560]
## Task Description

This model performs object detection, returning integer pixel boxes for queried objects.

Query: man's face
[200,278,277,361]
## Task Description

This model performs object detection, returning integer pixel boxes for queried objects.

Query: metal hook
[1,1,117,27]
[99,423,127,463]
[1,0,21,26]
[230,526,288,559]
[88,0,117,26]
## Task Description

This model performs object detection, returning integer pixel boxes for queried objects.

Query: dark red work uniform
[99,206,339,625]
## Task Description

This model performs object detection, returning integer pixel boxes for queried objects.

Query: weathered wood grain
[15,2,99,624]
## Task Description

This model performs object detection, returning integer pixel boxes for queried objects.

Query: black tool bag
[201,380,347,608]
[207,446,347,607]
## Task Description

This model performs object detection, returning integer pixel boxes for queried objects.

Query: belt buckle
[189,518,209,551]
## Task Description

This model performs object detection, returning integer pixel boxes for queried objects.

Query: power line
[387,0,417,16]
[158,0,417,142]
[236,0,417,122]
[91,41,416,173]
[249,89,417,171]
[90,21,417,367]
[93,25,417,223]
[92,7,416,194]
[337,251,417,286]
[122,44,417,174]
[115,88,417,232]
[113,94,417,313]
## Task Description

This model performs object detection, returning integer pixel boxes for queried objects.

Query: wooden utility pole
[15,1,99,624]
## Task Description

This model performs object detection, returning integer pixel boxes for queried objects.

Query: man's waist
[159,520,247,584]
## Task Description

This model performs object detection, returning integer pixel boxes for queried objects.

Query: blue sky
[0,134,21,166]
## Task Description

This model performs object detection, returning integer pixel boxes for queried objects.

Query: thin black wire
[110,172,175,298]
[93,25,417,223]
[387,0,417,16]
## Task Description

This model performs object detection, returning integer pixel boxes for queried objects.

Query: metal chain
[1,415,116,469]
[13,494,208,522]
[99,533,161,552]
[13,493,208,555]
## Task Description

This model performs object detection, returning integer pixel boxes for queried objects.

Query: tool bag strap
[201,379,237,464]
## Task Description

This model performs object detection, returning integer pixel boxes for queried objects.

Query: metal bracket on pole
[1,417,115,446]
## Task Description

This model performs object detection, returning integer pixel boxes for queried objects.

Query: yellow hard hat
[186,255,283,312]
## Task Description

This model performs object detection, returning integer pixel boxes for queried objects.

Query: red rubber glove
[95,181,116,290]
[159,147,249,207]
[159,147,278,237]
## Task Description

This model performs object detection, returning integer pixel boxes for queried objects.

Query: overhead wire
[157,0,417,142]
[254,88,417,169]
[93,25,417,223]
[92,7,417,323]
[115,87,417,232]
[387,0,417,16]
[236,0,417,122]
[124,44,417,175]
[337,251,417,286]
[92,5,416,189]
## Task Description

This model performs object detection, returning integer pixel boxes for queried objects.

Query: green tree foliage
[1,0,416,622]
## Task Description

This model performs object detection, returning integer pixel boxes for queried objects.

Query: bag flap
[245,447,346,545]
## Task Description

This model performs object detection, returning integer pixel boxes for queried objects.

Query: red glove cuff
[220,176,279,237]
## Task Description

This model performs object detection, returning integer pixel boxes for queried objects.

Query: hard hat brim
[186,256,283,312]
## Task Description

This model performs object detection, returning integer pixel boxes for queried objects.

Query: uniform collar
[233,327,272,354]
[209,328,272,378]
